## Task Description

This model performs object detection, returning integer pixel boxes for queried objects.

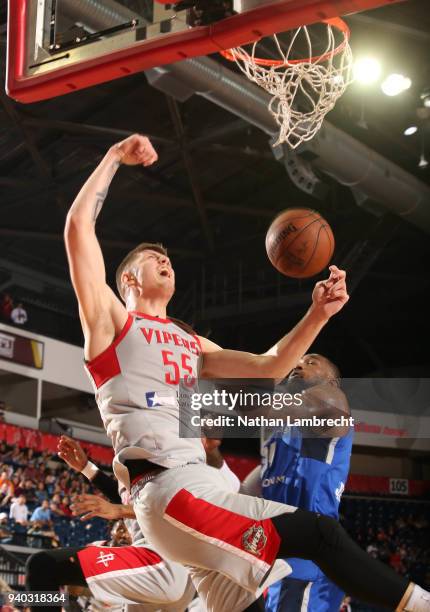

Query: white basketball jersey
[85,312,206,489]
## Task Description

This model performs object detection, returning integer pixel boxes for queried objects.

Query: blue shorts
[265,560,344,612]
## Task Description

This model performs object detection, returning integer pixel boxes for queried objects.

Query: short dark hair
[115,242,168,299]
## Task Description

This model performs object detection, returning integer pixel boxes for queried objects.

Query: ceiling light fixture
[418,154,428,169]
[381,73,411,97]
[420,88,430,108]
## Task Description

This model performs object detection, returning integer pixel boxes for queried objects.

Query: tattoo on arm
[93,188,108,223]
[92,161,120,223]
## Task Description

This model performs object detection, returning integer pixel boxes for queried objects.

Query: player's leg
[264,573,345,612]
[265,559,322,612]
[188,567,269,612]
[26,544,194,612]
[135,464,429,612]
[135,467,292,598]
[266,578,323,612]
[319,576,345,612]
[26,547,87,612]
[271,510,411,609]
[77,545,195,610]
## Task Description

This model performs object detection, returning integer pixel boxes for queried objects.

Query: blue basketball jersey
[262,427,353,520]
[262,426,353,610]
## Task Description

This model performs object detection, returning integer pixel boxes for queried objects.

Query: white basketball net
[222,21,353,149]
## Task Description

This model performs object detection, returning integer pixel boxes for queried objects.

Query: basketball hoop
[220,18,353,149]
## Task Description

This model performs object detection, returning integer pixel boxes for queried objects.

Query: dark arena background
[0,1,429,611]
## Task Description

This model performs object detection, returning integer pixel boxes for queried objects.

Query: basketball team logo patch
[96,551,116,567]
[242,524,267,556]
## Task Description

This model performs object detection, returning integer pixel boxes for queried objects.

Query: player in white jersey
[26,435,195,612]
[52,435,238,611]
[61,435,241,612]
[64,134,430,612]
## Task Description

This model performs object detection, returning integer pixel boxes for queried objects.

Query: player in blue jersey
[243,353,352,612]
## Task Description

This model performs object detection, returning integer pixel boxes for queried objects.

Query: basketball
[265,208,335,278]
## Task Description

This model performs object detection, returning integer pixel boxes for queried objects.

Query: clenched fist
[113,133,158,167]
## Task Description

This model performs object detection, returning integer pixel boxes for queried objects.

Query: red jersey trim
[193,334,202,352]
[130,311,173,324]
[165,488,281,566]
[85,314,133,389]
[86,314,133,368]
[78,545,163,578]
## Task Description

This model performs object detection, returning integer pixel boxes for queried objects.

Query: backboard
[7,0,401,103]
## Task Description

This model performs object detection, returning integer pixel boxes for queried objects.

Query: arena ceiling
[0,0,429,377]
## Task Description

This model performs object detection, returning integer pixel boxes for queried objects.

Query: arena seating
[340,497,430,590]
[0,439,110,549]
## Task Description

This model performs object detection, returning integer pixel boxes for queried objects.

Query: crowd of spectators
[0,442,109,548]
[340,496,430,599]
[364,517,429,588]
[0,293,28,326]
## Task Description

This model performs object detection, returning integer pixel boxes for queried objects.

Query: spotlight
[420,88,430,108]
[418,154,428,169]
[422,96,430,108]
[353,58,381,84]
[404,126,417,136]
[381,74,411,96]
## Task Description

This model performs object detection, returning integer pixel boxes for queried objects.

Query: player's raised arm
[200,266,348,378]
[64,134,158,357]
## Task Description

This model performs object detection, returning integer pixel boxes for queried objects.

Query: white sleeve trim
[81,461,99,480]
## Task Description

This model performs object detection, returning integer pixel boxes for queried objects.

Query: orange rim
[220,18,350,66]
